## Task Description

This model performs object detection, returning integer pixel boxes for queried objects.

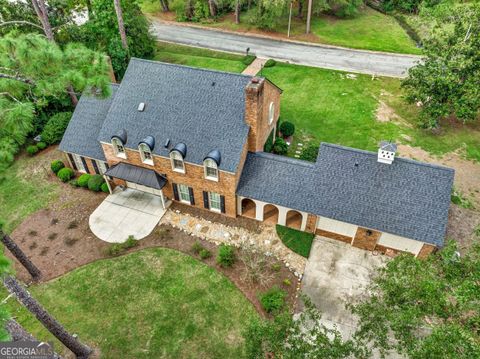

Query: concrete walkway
[89,188,166,243]
[242,57,268,76]
[150,19,421,77]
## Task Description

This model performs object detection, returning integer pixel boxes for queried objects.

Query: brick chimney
[244,77,266,152]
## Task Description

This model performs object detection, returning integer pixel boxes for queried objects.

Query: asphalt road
[150,19,421,78]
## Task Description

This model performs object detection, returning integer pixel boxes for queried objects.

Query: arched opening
[241,198,256,219]
[263,204,279,225]
[286,210,302,230]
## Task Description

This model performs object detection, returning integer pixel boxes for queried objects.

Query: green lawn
[4,248,258,358]
[142,2,420,54]
[154,42,248,73]
[276,225,314,258]
[0,152,60,233]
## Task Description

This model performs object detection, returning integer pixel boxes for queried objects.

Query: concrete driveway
[150,20,421,77]
[301,236,387,339]
[89,188,166,243]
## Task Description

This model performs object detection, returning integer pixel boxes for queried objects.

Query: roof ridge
[251,151,317,168]
[319,142,455,173]
[129,57,255,80]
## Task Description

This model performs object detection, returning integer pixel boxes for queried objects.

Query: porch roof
[105,162,167,190]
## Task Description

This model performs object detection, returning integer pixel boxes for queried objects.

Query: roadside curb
[148,16,423,59]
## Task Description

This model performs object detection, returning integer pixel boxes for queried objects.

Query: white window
[139,143,153,165]
[204,159,218,181]
[72,154,86,173]
[98,161,108,175]
[209,192,221,212]
[112,138,126,158]
[268,102,275,125]
[170,150,185,173]
[178,184,190,203]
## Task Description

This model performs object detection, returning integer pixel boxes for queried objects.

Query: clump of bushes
[41,112,72,145]
[279,121,295,138]
[37,142,47,150]
[217,244,235,267]
[69,179,79,187]
[51,160,65,174]
[199,248,212,259]
[259,286,287,313]
[264,59,276,68]
[299,144,319,162]
[105,235,139,256]
[273,138,288,155]
[88,174,105,192]
[77,173,91,188]
[263,130,274,153]
[242,54,256,66]
[101,182,109,193]
[57,167,74,182]
[26,145,39,156]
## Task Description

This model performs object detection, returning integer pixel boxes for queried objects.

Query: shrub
[273,138,288,155]
[50,160,65,174]
[101,182,109,193]
[300,144,319,162]
[57,167,74,182]
[264,59,276,68]
[41,112,72,145]
[69,179,79,187]
[199,248,212,259]
[279,121,295,137]
[88,174,105,192]
[271,263,281,272]
[283,278,291,286]
[105,235,139,256]
[37,142,47,150]
[192,241,203,254]
[263,130,274,153]
[242,54,256,66]
[217,244,235,267]
[26,145,38,156]
[77,173,91,188]
[259,286,287,313]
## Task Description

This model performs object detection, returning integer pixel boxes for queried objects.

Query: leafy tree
[244,297,367,358]
[0,33,110,170]
[351,240,480,358]
[402,4,480,128]
[0,253,12,341]
[252,0,289,30]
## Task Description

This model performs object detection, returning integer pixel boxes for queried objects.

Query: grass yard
[4,248,258,358]
[276,225,314,258]
[0,151,60,233]
[154,42,248,73]
[142,2,420,54]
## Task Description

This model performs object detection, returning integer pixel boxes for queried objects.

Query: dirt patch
[375,100,413,128]
[447,205,480,253]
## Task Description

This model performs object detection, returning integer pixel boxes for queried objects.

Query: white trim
[170,150,185,173]
[71,153,86,173]
[208,192,222,212]
[203,158,219,182]
[268,102,275,125]
[112,138,127,159]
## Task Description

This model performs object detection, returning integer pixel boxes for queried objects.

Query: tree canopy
[352,240,480,358]
[402,3,480,128]
[0,33,110,170]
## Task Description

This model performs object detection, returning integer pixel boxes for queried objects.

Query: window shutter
[220,195,226,214]
[203,191,209,209]
[80,156,90,174]
[172,183,179,201]
[67,153,77,171]
[91,159,100,174]
[188,187,195,205]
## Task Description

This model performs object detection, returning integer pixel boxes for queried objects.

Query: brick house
[59,58,454,258]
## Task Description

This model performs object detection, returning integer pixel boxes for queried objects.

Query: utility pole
[306,0,312,34]
[288,2,293,38]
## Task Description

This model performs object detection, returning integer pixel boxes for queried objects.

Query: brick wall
[101,143,240,217]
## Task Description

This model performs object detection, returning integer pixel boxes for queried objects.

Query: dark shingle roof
[59,84,119,161]
[237,143,454,247]
[97,58,252,173]
[104,162,167,190]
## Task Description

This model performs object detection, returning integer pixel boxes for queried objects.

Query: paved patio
[89,188,166,243]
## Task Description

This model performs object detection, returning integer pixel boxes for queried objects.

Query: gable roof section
[104,162,167,190]
[59,84,119,161]
[97,58,252,173]
[237,143,454,247]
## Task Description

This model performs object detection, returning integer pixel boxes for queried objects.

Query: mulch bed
[9,180,299,317]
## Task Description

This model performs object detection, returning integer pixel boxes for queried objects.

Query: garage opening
[286,210,302,230]
[263,204,279,225]
[241,198,256,219]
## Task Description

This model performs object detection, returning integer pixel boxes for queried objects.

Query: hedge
[77,174,91,188]
[51,160,65,174]
[279,121,295,137]
[57,167,74,182]
[101,182,110,193]
[88,174,105,192]
[26,145,38,156]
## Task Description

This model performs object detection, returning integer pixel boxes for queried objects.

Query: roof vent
[211,81,216,86]
[164,139,170,148]
[137,102,145,112]
[251,77,260,84]
[378,141,397,165]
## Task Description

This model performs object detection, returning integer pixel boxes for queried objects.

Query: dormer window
[204,159,218,181]
[170,150,185,173]
[139,143,153,165]
[112,137,126,158]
